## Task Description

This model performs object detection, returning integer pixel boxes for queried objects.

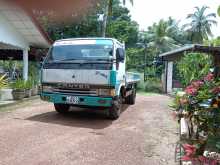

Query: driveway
[0,94,178,165]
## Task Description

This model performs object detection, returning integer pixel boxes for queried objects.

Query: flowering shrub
[175,72,220,163]
[204,73,214,82]
[181,144,219,165]
[181,73,218,105]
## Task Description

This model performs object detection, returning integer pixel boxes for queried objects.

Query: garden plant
[174,72,220,164]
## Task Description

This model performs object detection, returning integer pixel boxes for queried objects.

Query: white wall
[0,14,29,49]
[167,61,173,93]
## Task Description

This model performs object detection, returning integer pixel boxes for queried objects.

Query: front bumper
[40,92,113,107]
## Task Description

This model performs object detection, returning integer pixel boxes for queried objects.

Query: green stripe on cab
[110,70,116,86]
[41,92,113,107]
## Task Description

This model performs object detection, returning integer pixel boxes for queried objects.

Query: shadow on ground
[25,105,129,129]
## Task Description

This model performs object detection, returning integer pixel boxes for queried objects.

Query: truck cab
[40,38,140,119]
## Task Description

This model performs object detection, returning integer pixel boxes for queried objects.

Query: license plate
[66,96,79,104]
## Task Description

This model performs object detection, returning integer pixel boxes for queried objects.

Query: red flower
[181,144,197,161]
[181,155,192,161]
[185,85,198,96]
[191,80,204,89]
[204,73,214,82]
[183,144,197,156]
[198,156,218,165]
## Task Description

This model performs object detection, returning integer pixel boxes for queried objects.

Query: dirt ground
[0,94,178,165]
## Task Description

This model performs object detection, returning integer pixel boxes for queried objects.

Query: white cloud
[127,0,220,37]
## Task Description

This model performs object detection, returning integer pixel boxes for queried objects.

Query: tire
[54,104,70,114]
[125,88,136,105]
[108,95,122,120]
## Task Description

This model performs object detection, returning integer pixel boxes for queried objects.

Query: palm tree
[184,6,217,43]
[146,19,180,54]
[101,0,133,37]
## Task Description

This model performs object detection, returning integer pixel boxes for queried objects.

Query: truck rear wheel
[108,95,122,120]
[54,104,70,114]
[125,88,136,105]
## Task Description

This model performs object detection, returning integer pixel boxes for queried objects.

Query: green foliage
[206,135,220,152]
[183,6,217,43]
[107,0,133,16]
[137,17,189,78]
[10,78,36,90]
[174,74,220,155]
[176,53,212,87]
[0,60,23,72]
[107,20,138,46]
[106,4,138,46]
[0,74,8,89]
[141,18,187,54]
[204,37,220,46]
[25,78,34,89]
[28,62,39,85]
[11,79,26,89]
[36,0,139,47]
[35,3,218,88]
[126,48,144,71]
[136,73,162,93]
[136,73,145,91]
[144,78,163,93]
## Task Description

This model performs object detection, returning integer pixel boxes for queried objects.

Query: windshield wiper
[92,59,109,61]
[47,59,83,63]
[57,58,79,62]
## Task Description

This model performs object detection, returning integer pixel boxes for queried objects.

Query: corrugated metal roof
[159,44,220,61]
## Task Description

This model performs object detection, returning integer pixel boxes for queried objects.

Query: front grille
[52,88,97,96]
[43,83,113,89]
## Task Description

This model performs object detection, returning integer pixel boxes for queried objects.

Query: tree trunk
[101,1,109,37]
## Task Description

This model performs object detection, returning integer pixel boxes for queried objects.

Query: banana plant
[0,74,8,89]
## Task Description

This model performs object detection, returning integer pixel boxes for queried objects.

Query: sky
[126,0,220,37]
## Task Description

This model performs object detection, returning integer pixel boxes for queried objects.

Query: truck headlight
[97,89,115,96]
[42,86,53,93]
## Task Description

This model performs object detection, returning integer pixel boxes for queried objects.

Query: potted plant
[25,79,33,98]
[31,78,39,96]
[11,79,26,100]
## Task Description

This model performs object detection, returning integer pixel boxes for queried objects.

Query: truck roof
[54,38,124,47]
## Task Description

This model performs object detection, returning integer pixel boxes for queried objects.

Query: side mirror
[116,48,125,62]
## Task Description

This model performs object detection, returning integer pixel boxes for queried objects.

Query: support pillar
[213,55,220,78]
[23,49,28,81]
[167,61,173,93]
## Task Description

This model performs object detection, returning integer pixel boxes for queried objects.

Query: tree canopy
[183,6,217,43]
[35,3,219,75]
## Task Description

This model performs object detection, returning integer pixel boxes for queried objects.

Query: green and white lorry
[40,38,140,119]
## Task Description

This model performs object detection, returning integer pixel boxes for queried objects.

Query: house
[0,0,52,81]
[159,44,220,93]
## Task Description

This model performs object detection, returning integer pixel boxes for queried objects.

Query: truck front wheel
[108,95,122,120]
[54,104,70,114]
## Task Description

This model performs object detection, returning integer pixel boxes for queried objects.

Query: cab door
[115,45,126,92]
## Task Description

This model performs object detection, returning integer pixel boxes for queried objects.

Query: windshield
[46,40,114,62]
